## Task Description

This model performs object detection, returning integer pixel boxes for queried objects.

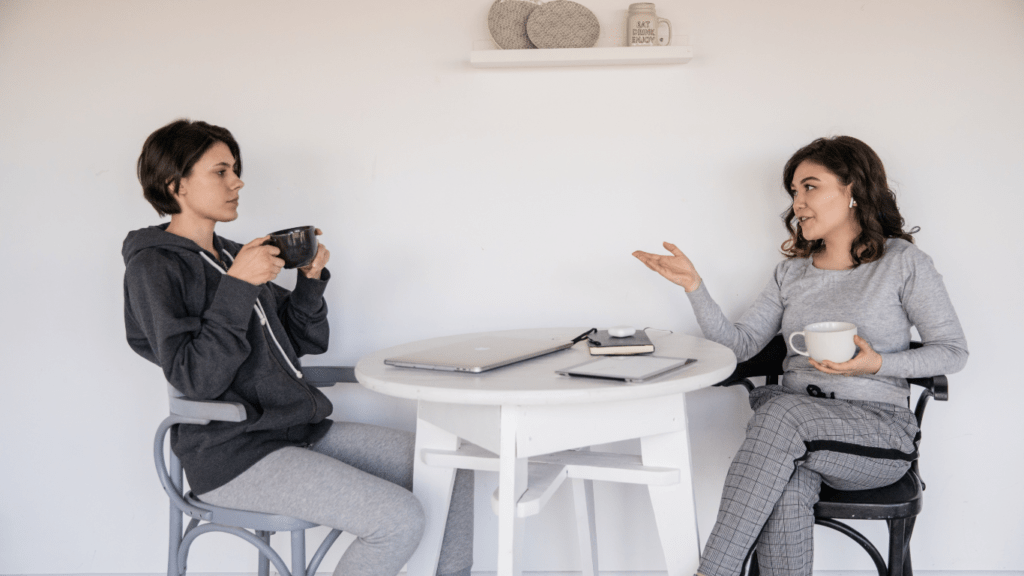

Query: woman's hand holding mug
[632,241,703,292]
[810,334,883,376]
[299,228,330,280]
[227,236,285,285]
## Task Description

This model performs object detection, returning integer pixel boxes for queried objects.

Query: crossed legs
[698,388,918,576]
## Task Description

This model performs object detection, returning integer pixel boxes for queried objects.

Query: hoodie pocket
[243,371,316,432]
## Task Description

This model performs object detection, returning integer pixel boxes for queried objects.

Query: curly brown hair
[781,136,916,266]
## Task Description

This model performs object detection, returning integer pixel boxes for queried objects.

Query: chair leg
[168,500,183,576]
[886,518,907,576]
[168,456,184,576]
[902,516,917,576]
[308,529,344,576]
[257,531,271,576]
[291,530,306,576]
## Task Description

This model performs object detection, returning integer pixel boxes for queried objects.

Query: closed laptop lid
[384,336,574,373]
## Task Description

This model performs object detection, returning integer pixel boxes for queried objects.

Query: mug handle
[657,17,672,46]
[788,331,810,356]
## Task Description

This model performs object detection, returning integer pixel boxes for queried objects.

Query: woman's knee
[406,496,427,546]
[777,466,822,510]
[381,489,426,549]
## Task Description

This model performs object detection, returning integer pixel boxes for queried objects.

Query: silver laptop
[384,336,575,373]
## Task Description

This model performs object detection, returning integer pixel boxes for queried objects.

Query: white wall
[1,0,1021,573]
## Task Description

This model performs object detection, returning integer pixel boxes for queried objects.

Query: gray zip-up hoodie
[123,224,333,494]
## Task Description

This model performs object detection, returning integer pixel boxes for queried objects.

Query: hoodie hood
[122,223,238,266]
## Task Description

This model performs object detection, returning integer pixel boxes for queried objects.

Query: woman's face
[175,141,244,224]
[790,161,858,243]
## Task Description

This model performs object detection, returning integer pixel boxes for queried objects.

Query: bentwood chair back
[156,366,356,576]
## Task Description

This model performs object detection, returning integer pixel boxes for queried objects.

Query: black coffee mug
[263,226,318,269]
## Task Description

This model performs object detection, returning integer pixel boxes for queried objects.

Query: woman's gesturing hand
[299,228,330,280]
[632,241,703,292]
[227,236,285,285]
[810,335,883,376]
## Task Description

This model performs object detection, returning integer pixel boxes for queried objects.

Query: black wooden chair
[714,335,948,576]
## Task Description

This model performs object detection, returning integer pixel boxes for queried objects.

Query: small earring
[849,198,857,208]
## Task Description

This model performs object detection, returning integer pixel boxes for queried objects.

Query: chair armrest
[903,343,949,400]
[714,376,755,392]
[303,366,357,387]
[168,395,247,422]
[904,340,948,393]
[908,374,948,401]
[162,366,355,423]
[165,383,246,422]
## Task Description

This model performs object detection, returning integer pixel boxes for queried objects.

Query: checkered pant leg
[755,466,820,575]
[697,388,916,576]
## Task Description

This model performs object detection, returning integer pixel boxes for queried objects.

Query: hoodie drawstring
[199,250,304,380]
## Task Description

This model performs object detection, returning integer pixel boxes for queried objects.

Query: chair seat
[185,492,319,532]
[815,470,923,520]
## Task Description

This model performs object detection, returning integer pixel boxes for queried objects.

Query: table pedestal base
[409,393,701,576]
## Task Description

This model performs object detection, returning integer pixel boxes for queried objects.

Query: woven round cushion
[488,0,539,50]
[526,0,600,49]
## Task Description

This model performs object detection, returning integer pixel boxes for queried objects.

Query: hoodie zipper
[252,296,321,422]
[258,316,321,424]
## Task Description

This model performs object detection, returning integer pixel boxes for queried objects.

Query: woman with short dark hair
[137,119,243,217]
[124,119,473,576]
[634,136,967,576]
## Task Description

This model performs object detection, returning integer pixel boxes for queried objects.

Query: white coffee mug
[788,322,858,363]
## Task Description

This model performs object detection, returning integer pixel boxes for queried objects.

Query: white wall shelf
[469,45,692,68]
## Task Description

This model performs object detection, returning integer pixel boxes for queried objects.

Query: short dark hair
[780,136,916,266]
[137,119,242,217]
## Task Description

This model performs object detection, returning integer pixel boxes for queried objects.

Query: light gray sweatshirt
[687,239,968,406]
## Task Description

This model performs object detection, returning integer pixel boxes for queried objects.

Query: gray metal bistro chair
[714,336,948,576]
[155,366,357,576]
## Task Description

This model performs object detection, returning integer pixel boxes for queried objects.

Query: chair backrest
[155,385,248,522]
[727,335,788,385]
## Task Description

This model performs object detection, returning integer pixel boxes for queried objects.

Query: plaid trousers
[698,386,919,576]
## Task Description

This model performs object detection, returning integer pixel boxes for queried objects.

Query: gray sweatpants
[698,386,919,576]
[199,420,473,576]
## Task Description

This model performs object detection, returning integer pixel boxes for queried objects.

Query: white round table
[356,327,736,576]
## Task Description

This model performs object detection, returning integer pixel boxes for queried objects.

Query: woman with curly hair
[633,136,968,576]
